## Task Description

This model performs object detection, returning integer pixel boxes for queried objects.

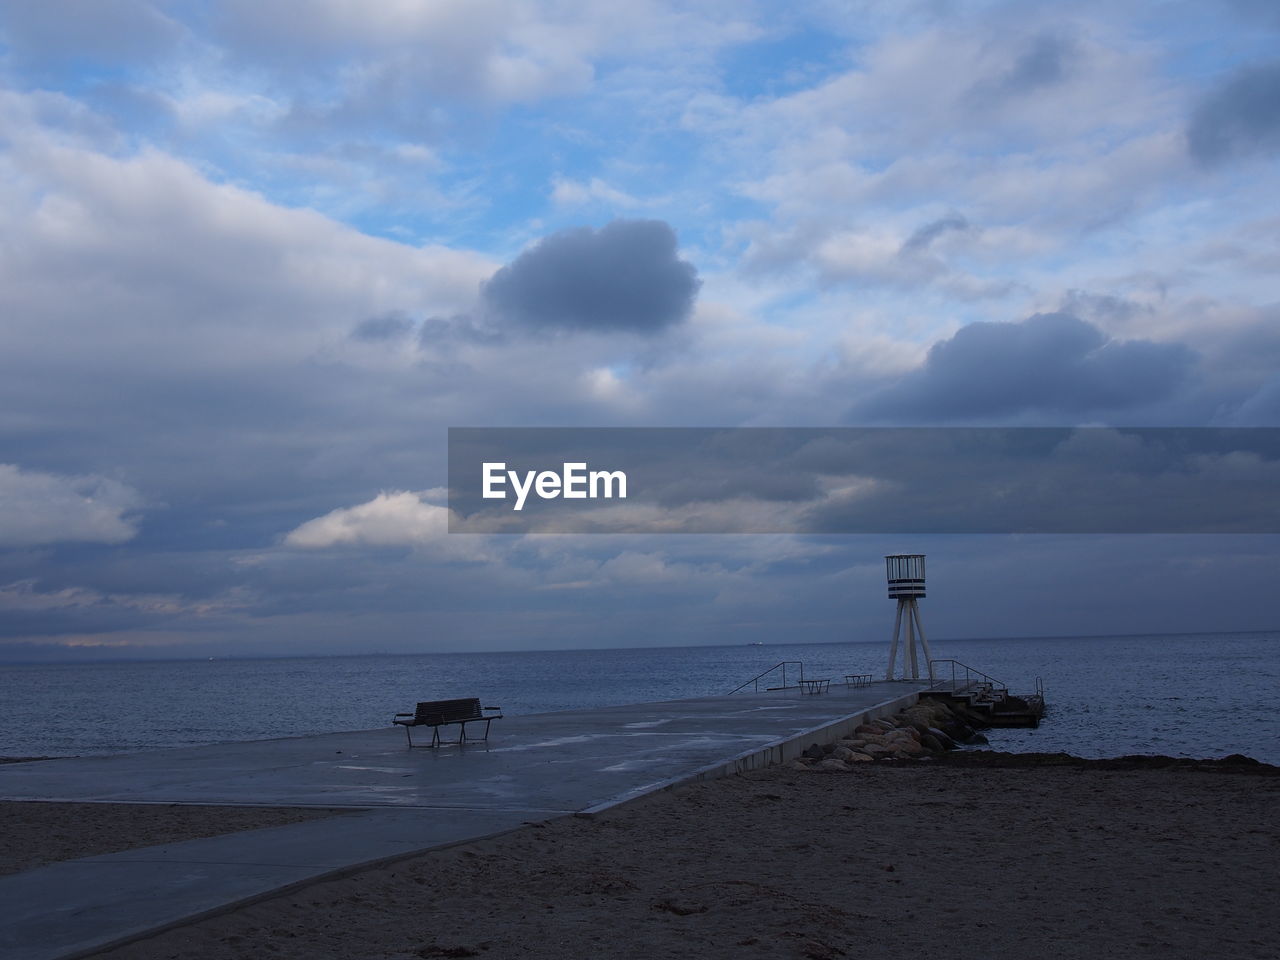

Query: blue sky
[0,1,1278,659]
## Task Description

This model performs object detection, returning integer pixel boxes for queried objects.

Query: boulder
[920,733,944,754]
[801,743,825,761]
[927,727,956,750]
[847,751,874,763]
[832,746,856,762]
[819,758,851,772]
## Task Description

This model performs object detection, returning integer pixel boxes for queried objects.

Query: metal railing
[728,660,804,694]
[927,659,1009,698]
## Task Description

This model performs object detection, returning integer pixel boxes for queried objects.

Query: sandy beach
[0,798,346,878]
[10,753,1259,960]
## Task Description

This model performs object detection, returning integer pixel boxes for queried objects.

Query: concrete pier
[0,682,927,960]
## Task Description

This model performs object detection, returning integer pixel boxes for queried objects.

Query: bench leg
[459,718,492,744]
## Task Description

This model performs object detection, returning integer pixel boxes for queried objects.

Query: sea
[2,631,1277,764]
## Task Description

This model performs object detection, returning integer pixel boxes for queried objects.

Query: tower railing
[727,661,805,694]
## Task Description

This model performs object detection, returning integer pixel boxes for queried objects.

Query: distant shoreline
[2,627,1277,664]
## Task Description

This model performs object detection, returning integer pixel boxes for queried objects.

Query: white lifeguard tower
[885,554,933,680]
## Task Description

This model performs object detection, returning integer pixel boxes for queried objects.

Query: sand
[0,800,346,877]
[60,754,1279,960]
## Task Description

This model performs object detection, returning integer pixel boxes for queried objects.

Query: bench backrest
[413,697,483,724]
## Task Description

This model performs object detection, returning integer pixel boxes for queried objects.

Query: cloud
[991,30,1076,95]
[283,490,493,561]
[351,313,415,342]
[900,214,970,253]
[1187,61,1280,166]
[0,0,182,69]
[284,491,448,548]
[482,219,700,333]
[550,176,642,209]
[856,313,1198,422]
[0,465,142,547]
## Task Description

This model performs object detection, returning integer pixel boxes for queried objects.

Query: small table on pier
[845,674,873,687]
[798,678,831,695]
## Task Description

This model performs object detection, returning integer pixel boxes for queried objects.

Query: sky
[0,0,1278,660]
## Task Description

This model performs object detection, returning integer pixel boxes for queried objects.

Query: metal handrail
[927,659,1009,696]
[728,660,804,694]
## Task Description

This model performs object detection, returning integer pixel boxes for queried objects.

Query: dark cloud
[351,313,414,342]
[482,220,700,334]
[417,314,505,347]
[966,30,1076,107]
[1058,290,1150,325]
[1187,61,1280,166]
[1001,31,1074,92]
[856,313,1197,421]
[901,214,970,253]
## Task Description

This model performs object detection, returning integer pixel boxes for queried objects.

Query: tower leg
[911,601,933,679]
[885,602,903,680]
[906,600,918,679]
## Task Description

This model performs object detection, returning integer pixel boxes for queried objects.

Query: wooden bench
[393,698,503,748]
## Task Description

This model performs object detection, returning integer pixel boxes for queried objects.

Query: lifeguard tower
[885,554,933,680]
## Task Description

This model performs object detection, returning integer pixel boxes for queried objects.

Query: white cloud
[550,176,643,209]
[0,464,142,547]
[283,490,494,560]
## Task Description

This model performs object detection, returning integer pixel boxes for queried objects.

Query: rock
[854,724,881,737]
[789,759,812,771]
[872,719,896,732]
[819,758,851,772]
[862,743,895,757]
[966,732,990,745]
[801,743,825,760]
[927,727,956,750]
[821,742,837,756]
[920,734,944,753]
[833,746,856,762]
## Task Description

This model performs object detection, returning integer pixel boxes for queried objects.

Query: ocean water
[1,631,1277,764]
